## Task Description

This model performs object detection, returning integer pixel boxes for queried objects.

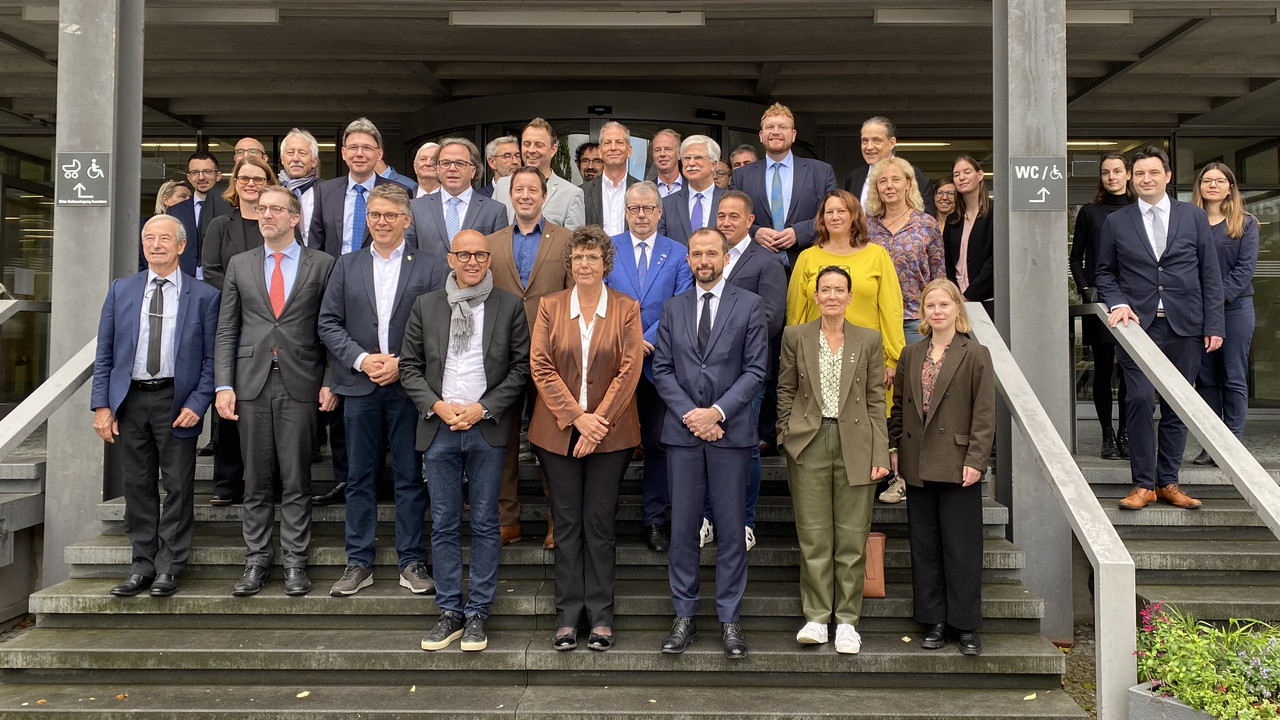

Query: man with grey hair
[842,115,935,215]
[408,137,508,262]
[651,129,684,197]
[729,144,758,170]
[478,136,520,198]
[413,142,441,198]
[279,128,321,246]
[582,121,640,236]
[658,134,726,245]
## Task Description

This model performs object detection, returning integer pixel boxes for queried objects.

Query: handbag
[863,531,886,598]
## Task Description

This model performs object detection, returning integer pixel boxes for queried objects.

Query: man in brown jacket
[485,165,574,547]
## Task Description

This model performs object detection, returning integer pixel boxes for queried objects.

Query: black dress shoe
[284,567,312,596]
[209,495,240,506]
[1192,449,1216,466]
[310,448,323,464]
[587,632,613,651]
[921,623,947,650]
[553,630,577,651]
[661,617,697,653]
[311,482,347,506]
[149,574,179,597]
[232,565,270,596]
[958,631,982,656]
[197,443,215,457]
[109,574,154,597]
[722,622,748,659]
[646,524,669,552]
[1117,429,1130,459]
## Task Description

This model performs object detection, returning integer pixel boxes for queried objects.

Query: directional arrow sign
[1010,156,1066,212]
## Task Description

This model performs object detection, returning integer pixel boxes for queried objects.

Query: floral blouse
[868,210,945,320]
[921,342,949,415]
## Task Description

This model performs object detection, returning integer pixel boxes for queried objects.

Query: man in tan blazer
[485,166,574,547]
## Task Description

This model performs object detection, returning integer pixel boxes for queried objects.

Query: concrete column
[43,0,144,584]
[993,0,1074,644]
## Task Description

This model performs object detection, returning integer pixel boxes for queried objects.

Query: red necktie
[269,252,286,317]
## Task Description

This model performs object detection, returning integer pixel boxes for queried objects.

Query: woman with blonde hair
[153,180,193,215]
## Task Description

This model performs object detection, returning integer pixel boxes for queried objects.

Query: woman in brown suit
[777,266,890,655]
[529,226,644,652]
[888,278,995,656]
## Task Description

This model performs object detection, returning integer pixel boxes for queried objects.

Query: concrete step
[1136,583,1280,623]
[1125,538,1280,572]
[1073,453,1280,486]
[0,683,1087,719]
[1103,498,1271,528]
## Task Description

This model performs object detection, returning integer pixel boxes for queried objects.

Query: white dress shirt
[569,286,608,410]
[441,186,474,222]
[298,185,316,246]
[353,242,405,372]
[441,302,487,406]
[858,174,872,207]
[416,186,435,199]
[342,175,377,255]
[686,184,715,230]
[1112,195,1172,313]
[696,277,728,422]
[133,268,181,380]
[630,231,658,266]
[724,234,753,280]
[601,173,628,236]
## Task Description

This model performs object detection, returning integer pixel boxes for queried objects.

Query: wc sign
[1009,156,1067,212]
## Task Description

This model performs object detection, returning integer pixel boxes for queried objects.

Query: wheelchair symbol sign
[55,152,110,206]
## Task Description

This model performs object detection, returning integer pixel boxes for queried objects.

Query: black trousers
[635,375,669,526]
[210,413,244,500]
[115,384,196,577]
[536,436,630,628]
[906,479,983,631]
[1116,317,1201,489]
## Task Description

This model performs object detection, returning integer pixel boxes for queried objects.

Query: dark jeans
[1117,317,1201,490]
[343,386,426,569]
[1197,298,1254,439]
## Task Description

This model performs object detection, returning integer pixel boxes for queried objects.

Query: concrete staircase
[0,457,1084,718]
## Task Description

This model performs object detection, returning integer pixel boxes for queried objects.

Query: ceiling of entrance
[1,1,1279,136]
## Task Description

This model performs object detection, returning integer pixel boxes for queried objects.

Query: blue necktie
[637,241,649,291]
[446,196,461,243]
[349,184,367,254]
[770,162,785,231]
[691,191,705,231]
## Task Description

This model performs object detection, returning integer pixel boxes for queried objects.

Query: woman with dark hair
[202,154,278,292]
[777,265,889,655]
[943,155,995,319]
[529,225,644,652]
[932,177,957,227]
[1070,151,1135,460]
[1190,162,1259,464]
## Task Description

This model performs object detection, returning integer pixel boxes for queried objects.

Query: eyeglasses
[235,175,268,186]
[256,204,295,217]
[681,154,711,163]
[713,170,730,178]
[935,190,956,198]
[494,152,520,162]
[626,205,658,215]
[234,148,265,158]
[579,158,604,166]
[1200,177,1230,187]
[344,144,378,154]
[570,253,603,264]
[450,250,491,263]
[762,123,794,132]
[436,159,474,170]
[366,211,405,222]
[187,169,219,177]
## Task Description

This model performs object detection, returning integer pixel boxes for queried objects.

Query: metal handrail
[1077,302,1280,540]
[0,299,52,326]
[0,340,95,462]
[966,303,1136,720]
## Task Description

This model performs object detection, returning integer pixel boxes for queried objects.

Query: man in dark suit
[406,137,508,262]
[658,135,726,245]
[319,183,447,597]
[478,135,520,199]
[215,186,336,597]
[653,227,767,659]
[1095,146,1224,511]
[581,121,640,236]
[184,151,233,248]
[92,215,221,598]
[399,229,530,653]
[605,181,693,552]
[842,116,936,216]
[729,102,838,266]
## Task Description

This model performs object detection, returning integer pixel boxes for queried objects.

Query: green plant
[1136,601,1280,720]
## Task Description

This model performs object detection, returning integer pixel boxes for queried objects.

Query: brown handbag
[863,531,886,598]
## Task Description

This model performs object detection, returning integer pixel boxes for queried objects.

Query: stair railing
[0,340,95,462]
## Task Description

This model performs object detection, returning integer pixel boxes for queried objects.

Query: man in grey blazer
[492,118,585,230]
[581,121,640,236]
[659,135,727,245]
[215,186,336,598]
[406,137,508,263]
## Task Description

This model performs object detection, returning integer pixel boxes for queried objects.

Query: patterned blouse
[868,210,945,320]
[818,336,843,418]
[921,342,949,415]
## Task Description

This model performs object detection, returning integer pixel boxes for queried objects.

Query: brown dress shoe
[500,524,522,546]
[1118,487,1156,510]
[1156,483,1202,509]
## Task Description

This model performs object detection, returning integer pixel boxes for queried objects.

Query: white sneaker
[745,526,757,552]
[835,623,862,654]
[699,517,715,548]
[796,621,828,644]
[879,477,907,504]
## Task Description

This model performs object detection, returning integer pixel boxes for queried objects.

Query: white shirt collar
[1137,194,1171,216]
[602,173,627,190]
[569,285,609,320]
[699,276,727,301]
[630,231,657,246]
[442,186,474,205]
[729,234,753,256]
[146,267,182,288]
[369,241,405,261]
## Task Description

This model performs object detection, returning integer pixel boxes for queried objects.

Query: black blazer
[582,174,640,229]
[657,184,725,245]
[843,163,936,216]
[202,209,304,292]
[195,192,233,243]
[307,174,405,259]
[943,208,996,302]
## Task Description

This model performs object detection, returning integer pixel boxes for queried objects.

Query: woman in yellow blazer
[888,278,995,657]
[529,226,644,653]
[777,266,890,655]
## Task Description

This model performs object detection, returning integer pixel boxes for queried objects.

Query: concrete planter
[1129,683,1214,720]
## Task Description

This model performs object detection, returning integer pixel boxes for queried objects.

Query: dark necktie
[147,277,165,377]
[697,291,713,356]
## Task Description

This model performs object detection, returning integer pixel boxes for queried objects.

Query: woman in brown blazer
[888,278,995,656]
[528,225,644,653]
[777,266,890,655]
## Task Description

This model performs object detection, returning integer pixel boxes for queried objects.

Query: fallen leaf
[115,694,128,700]
[410,686,416,693]
[649,699,657,703]
[1023,693,1037,701]
[20,703,27,707]
[36,700,47,705]
[497,705,504,709]
[901,636,912,643]
[296,691,310,699]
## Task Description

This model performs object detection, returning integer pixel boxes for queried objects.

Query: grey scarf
[445,270,493,353]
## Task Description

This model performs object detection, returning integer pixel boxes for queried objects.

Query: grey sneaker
[329,563,373,597]
[421,611,465,651]
[879,477,907,504]
[399,561,436,595]
[460,614,488,652]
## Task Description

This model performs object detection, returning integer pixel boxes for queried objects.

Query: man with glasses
[319,183,446,598]
[582,121,640,236]
[407,137,507,262]
[714,161,733,190]
[604,181,692,553]
[575,142,603,184]
[308,117,404,260]
[413,142,440,198]
[165,152,232,280]
[479,136,520,199]
[492,117,585,230]
[233,137,268,165]
[841,116,935,215]
[658,135,726,245]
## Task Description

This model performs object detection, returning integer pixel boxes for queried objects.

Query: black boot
[1100,426,1119,460]
[1116,429,1130,460]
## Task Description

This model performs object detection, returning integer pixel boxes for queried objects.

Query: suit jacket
[91,271,221,438]
[843,163,936,216]
[1095,198,1225,338]
[888,336,996,486]
[943,209,996,302]
[493,173,585,230]
[726,240,788,371]
[527,287,643,456]
[729,155,838,264]
[214,245,336,403]
[652,284,768,448]
[317,243,448,398]
[581,173,640,230]
[379,166,418,194]
[604,231,694,380]
[476,181,496,199]
[201,210,267,292]
[307,174,405,259]
[398,285,530,450]
[776,320,889,486]
[486,220,574,329]
[192,192,233,244]
[657,184,726,245]
[406,190,508,262]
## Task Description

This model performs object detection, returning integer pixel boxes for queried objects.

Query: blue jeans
[343,386,426,569]
[704,385,764,529]
[424,425,505,618]
[1197,298,1255,439]
[903,318,925,347]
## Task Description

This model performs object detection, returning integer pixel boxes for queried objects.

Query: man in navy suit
[92,215,221,598]
[729,102,838,266]
[653,226,767,659]
[319,183,447,598]
[605,181,692,552]
[406,138,508,263]
[308,117,408,259]
[658,135,726,245]
[1095,146,1224,511]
